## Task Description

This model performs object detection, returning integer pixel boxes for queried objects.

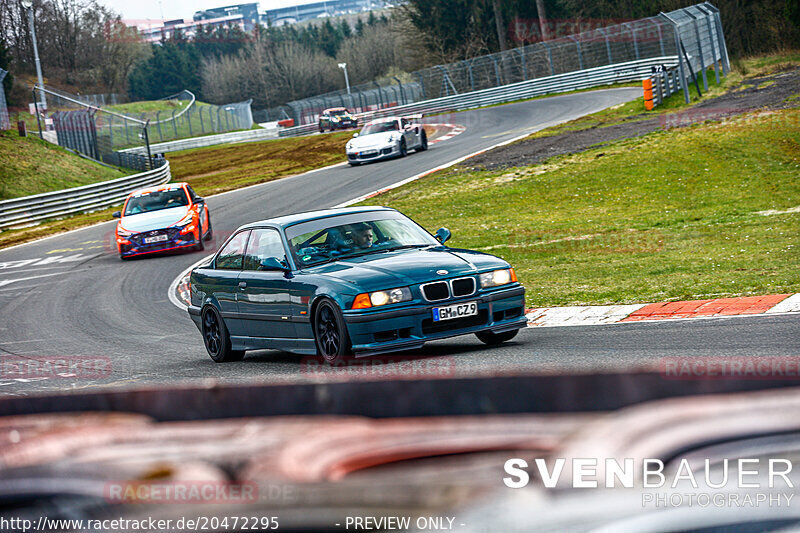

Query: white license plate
[143,234,168,244]
[359,150,377,156]
[433,301,478,322]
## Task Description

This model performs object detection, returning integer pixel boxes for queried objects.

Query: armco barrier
[278,57,679,137]
[121,126,280,155]
[0,162,171,229]
[643,65,681,110]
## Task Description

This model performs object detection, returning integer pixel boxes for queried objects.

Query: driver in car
[351,223,374,249]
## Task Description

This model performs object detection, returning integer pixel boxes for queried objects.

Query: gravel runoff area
[468,67,800,171]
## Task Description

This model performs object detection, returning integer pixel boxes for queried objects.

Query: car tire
[399,138,407,157]
[417,130,428,152]
[203,214,213,241]
[194,221,205,251]
[476,329,519,345]
[202,306,245,362]
[314,299,351,364]
[319,126,325,133]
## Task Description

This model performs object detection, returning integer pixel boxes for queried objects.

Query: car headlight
[173,212,196,234]
[479,268,517,288]
[346,142,353,150]
[352,287,412,309]
[116,227,133,237]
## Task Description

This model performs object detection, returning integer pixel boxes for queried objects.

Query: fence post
[490,55,501,87]
[655,19,666,56]
[704,3,730,74]
[660,12,690,104]
[199,106,205,133]
[518,48,527,80]
[216,107,221,132]
[542,42,555,75]
[393,77,406,105]
[623,23,640,60]
[566,36,583,70]
[687,11,708,91]
[187,106,193,136]
[156,111,163,141]
[598,28,612,64]
[696,5,721,84]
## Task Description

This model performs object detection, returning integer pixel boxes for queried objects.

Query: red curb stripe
[621,294,792,322]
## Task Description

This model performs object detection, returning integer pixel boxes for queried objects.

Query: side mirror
[195,196,204,203]
[434,227,451,244]
[260,257,289,271]
[352,132,359,137]
[112,211,121,218]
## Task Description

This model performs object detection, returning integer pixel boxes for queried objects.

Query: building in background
[261,0,391,26]
[194,3,260,30]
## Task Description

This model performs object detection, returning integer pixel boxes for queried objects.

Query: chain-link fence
[33,86,254,170]
[280,2,727,126]
[0,69,9,131]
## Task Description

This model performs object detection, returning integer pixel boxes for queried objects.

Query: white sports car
[345,116,428,165]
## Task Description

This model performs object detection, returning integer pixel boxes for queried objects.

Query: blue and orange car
[113,182,212,259]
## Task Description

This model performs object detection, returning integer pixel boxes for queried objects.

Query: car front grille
[129,228,180,247]
[421,281,449,301]
[451,277,476,297]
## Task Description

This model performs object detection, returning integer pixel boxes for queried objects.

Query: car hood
[348,132,395,150]
[120,206,189,233]
[305,247,510,291]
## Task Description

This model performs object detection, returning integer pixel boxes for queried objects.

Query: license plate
[360,150,377,156]
[433,301,478,322]
[143,234,168,244]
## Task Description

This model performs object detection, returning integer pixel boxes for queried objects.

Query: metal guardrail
[0,162,171,229]
[278,57,679,137]
[121,126,279,155]
[643,65,682,109]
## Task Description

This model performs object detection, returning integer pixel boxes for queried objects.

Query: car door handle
[238,281,247,289]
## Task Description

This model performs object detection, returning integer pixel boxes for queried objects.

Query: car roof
[240,206,398,230]
[127,182,188,197]
[323,107,347,113]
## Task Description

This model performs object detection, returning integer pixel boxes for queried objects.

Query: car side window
[243,229,287,271]
[216,231,249,270]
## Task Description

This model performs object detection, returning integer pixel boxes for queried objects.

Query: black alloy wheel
[399,138,408,157]
[314,299,351,364]
[202,306,245,362]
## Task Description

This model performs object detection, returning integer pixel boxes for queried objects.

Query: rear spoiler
[401,113,424,121]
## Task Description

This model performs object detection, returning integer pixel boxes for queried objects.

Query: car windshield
[360,121,398,135]
[124,189,188,216]
[329,109,349,116]
[286,212,440,268]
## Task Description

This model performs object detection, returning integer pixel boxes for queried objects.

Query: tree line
[1,0,797,109]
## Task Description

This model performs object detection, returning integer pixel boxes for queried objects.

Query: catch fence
[279,2,728,127]
[32,86,253,171]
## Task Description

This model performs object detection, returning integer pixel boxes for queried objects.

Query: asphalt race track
[1,87,798,396]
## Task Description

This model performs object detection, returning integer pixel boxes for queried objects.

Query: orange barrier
[643,78,654,110]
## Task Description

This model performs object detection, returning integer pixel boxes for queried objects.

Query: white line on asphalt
[167,253,215,310]
[0,272,64,288]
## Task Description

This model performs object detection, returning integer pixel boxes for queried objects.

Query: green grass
[167,131,353,196]
[358,109,800,307]
[0,130,125,201]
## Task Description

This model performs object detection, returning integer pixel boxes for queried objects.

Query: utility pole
[22,0,46,109]
[338,63,351,95]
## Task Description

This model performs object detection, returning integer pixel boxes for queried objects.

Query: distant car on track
[187,206,526,363]
[113,182,212,260]
[319,107,358,132]
[346,116,427,165]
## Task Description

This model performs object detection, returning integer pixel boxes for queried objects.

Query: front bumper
[346,143,399,163]
[119,227,199,257]
[342,285,527,356]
